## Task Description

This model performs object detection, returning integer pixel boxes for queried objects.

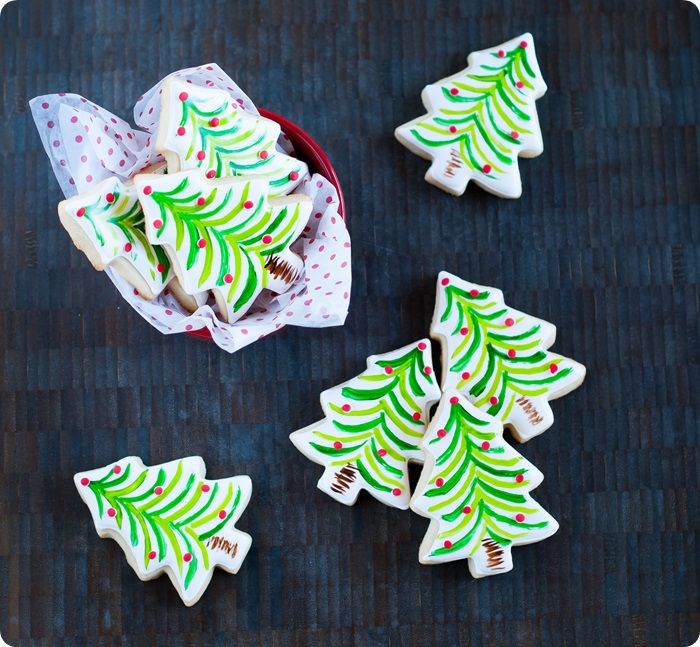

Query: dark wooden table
[1,0,698,644]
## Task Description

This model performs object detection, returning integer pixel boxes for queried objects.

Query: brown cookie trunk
[330,463,358,495]
[444,147,463,178]
[206,535,238,558]
[264,254,300,286]
[480,538,507,572]
[516,396,544,426]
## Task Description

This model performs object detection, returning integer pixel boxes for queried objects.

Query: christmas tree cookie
[410,390,558,578]
[75,456,252,606]
[57,177,173,300]
[395,33,547,198]
[156,79,308,197]
[290,340,441,509]
[431,271,585,442]
[134,170,312,323]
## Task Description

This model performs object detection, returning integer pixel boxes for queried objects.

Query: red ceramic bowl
[188,108,345,340]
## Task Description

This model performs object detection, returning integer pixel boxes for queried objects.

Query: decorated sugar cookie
[134,170,312,323]
[57,177,172,299]
[431,271,585,442]
[410,391,558,578]
[395,33,546,198]
[156,79,308,197]
[75,456,252,606]
[290,340,441,509]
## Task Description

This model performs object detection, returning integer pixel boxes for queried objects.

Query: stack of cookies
[57,79,313,324]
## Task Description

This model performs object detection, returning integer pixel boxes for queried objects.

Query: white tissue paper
[30,64,351,353]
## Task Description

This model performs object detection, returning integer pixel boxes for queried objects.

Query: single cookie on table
[75,456,252,607]
[57,176,173,300]
[290,340,441,509]
[431,271,586,442]
[410,390,558,578]
[395,33,546,199]
[133,170,311,323]
[156,78,308,197]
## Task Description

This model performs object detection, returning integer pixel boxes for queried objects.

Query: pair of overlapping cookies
[291,272,586,579]
[58,79,312,323]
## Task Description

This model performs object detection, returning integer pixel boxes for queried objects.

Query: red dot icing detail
[148,550,157,560]
[463,505,472,514]
[262,235,273,244]
[259,150,269,159]
[156,263,165,273]
[333,441,343,449]
[218,510,227,519]
[209,117,220,127]
[424,366,432,375]
[80,477,90,486]
[460,327,469,336]
[107,508,116,517]
[183,553,192,562]
[412,412,421,421]
[498,50,505,57]
[143,186,152,195]
[435,478,444,487]
[461,372,470,380]
[515,513,525,522]
[378,449,387,457]
[520,40,528,48]
[197,197,206,206]
[105,193,115,203]
[481,441,490,450]
[505,317,515,326]
[289,171,299,181]
[449,126,457,133]
[179,92,188,101]
[441,277,450,286]
[197,238,207,248]
[516,81,524,89]
[154,486,163,495]
[450,88,459,95]
[201,484,210,492]
[196,150,206,161]
[507,349,516,358]
[177,126,186,136]
[418,342,427,350]
[443,540,453,548]
[515,474,525,483]
[392,488,402,496]
[550,364,559,373]
[482,164,492,174]
[244,200,254,209]
[511,131,519,139]
[341,404,351,412]
[124,242,133,252]
[113,465,122,474]
[206,170,216,178]
[224,273,233,284]
[489,396,499,406]
[450,396,459,405]
[76,207,85,217]
[437,429,447,438]
[384,366,393,374]
[153,219,162,229]
[470,289,479,297]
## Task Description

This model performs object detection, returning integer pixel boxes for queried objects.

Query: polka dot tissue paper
[29,64,351,353]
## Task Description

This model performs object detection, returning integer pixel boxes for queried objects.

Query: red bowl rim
[188,109,345,340]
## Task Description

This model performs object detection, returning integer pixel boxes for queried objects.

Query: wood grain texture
[1,0,699,644]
